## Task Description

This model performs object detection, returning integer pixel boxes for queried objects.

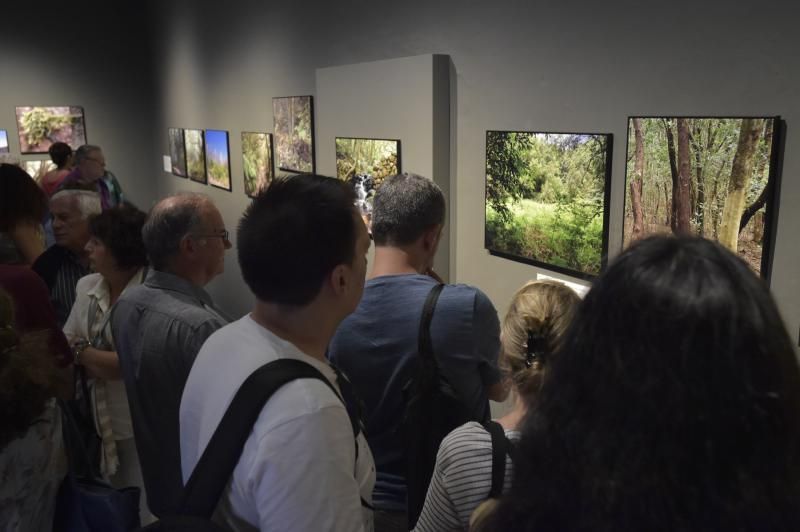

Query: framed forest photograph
[485,130,612,280]
[335,137,400,227]
[273,95,314,173]
[168,128,187,177]
[184,129,206,184]
[242,132,273,198]
[0,130,8,153]
[623,117,781,279]
[205,129,231,191]
[15,106,86,154]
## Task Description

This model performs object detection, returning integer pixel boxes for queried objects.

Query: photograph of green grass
[184,129,206,184]
[273,95,314,173]
[205,129,231,191]
[623,117,781,278]
[335,137,400,226]
[485,130,612,279]
[15,106,86,154]
[169,128,187,178]
[242,132,273,198]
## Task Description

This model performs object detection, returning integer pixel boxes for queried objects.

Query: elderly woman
[0,163,47,264]
[413,280,581,532]
[62,205,149,520]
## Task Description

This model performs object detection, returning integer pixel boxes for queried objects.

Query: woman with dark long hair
[475,235,800,531]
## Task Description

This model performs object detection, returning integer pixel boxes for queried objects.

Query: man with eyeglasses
[110,192,231,518]
[59,144,125,209]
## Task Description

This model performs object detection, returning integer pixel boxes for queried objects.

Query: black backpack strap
[483,421,511,498]
[181,358,334,516]
[418,283,444,363]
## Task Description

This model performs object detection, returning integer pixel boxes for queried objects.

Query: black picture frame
[15,105,87,154]
[184,128,207,184]
[168,127,187,178]
[273,95,315,173]
[204,129,232,192]
[622,116,783,282]
[242,131,274,198]
[485,130,613,281]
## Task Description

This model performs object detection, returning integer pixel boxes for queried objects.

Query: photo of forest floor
[624,117,776,275]
[16,106,86,154]
[242,132,272,197]
[184,129,206,183]
[274,96,313,173]
[486,131,610,277]
[205,130,230,190]
[336,138,399,225]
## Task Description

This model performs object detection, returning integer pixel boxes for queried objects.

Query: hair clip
[525,329,547,369]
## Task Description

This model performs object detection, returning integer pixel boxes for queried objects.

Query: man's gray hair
[73,144,102,165]
[50,189,102,219]
[371,172,446,246]
[143,192,209,271]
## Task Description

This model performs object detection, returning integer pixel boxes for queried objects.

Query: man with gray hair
[59,144,125,209]
[111,192,231,517]
[328,173,507,531]
[33,188,102,325]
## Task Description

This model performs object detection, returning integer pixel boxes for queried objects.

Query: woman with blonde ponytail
[412,280,580,532]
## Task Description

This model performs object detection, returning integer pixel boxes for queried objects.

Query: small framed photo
[15,106,87,154]
[242,132,274,198]
[168,128,187,178]
[184,129,206,184]
[273,95,315,173]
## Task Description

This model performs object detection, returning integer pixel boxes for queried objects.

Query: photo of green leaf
[15,106,86,154]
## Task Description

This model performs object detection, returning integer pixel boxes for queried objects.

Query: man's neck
[164,262,209,288]
[250,301,335,361]
[370,246,427,279]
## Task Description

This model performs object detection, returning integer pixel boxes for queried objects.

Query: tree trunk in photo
[739,120,773,232]
[664,119,679,231]
[663,182,671,226]
[630,118,645,239]
[691,126,705,231]
[674,118,692,234]
[718,118,763,252]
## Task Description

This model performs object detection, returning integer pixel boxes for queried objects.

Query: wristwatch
[73,340,90,365]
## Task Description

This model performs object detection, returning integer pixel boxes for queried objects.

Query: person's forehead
[50,195,79,212]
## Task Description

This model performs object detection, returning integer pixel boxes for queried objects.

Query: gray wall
[0,3,159,210]
[148,0,800,342]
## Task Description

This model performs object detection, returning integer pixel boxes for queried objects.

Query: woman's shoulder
[439,421,493,463]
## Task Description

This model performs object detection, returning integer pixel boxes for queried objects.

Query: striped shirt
[52,251,90,327]
[413,421,519,532]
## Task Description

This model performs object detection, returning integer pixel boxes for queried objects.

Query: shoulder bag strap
[483,420,511,499]
[417,283,445,365]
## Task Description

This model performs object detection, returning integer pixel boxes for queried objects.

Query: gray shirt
[111,269,229,517]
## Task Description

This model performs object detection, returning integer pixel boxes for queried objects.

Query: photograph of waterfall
[485,130,612,280]
[184,129,206,184]
[335,137,400,227]
[242,132,273,198]
[205,129,231,191]
[0,130,8,153]
[273,95,315,173]
[169,128,187,177]
[15,106,86,154]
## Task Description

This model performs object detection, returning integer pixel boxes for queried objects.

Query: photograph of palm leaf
[242,132,273,198]
[623,117,781,278]
[184,129,206,184]
[273,95,314,173]
[168,128,187,177]
[335,137,400,226]
[15,106,86,154]
[0,130,8,153]
[205,129,231,191]
[485,130,612,280]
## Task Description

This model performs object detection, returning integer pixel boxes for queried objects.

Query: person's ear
[422,224,442,253]
[179,234,197,256]
[329,263,350,297]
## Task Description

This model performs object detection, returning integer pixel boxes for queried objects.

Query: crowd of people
[1,150,799,532]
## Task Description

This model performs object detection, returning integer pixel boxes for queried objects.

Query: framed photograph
[204,129,231,192]
[335,137,400,226]
[23,160,56,181]
[0,130,8,154]
[15,106,86,154]
[623,117,782,280]
[168,128,187,177]
[184,129,206,184]
[242,132,274,198]
[485,130,613,280]
[273,95,315,173]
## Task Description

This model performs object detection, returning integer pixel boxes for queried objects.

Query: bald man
[111,192,232,517]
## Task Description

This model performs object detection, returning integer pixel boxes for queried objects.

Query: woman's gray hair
[73,145,102,165]
[142,192,208,271]
[49,189,102,219]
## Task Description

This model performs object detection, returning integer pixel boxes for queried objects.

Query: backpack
[139,358,368,531]
[402,283,475,529]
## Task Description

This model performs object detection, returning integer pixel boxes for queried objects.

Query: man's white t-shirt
[180,315,376,532]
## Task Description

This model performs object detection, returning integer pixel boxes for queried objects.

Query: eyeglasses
[85,157,106,167]
[192,229,229,242]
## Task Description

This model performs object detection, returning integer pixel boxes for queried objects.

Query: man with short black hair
[111,192,231,517]
[180,175,375,531]
[328,172,507,530]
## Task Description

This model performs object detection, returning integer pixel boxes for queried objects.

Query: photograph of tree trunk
[184,128,206,184]
[624,117,780,277]
[273,95,314,173]
[168,127,187,178]
[485,131,612,279]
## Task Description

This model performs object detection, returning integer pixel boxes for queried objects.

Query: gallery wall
[147,0,800,344]
[0,3,159,211]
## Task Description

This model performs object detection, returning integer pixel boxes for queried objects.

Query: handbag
[54,398,141,532]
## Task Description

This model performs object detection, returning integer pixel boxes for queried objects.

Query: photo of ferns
[242,132,273,198]
[15,106,86,154]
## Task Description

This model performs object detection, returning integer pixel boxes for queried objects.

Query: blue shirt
[328,274,501,510]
